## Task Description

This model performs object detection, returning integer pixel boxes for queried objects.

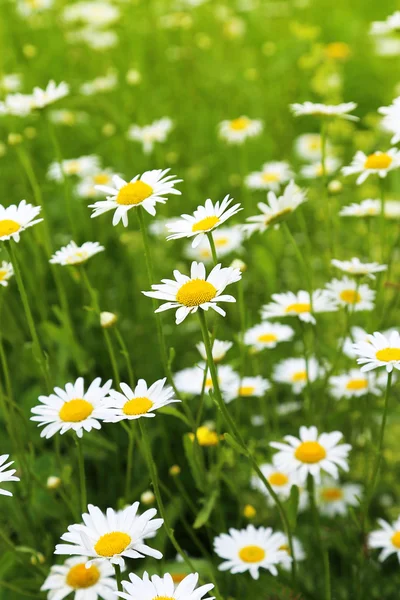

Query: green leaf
[223,433,246,455]
[193,489,219,529]
[287,485,299,530]
[183,434,206,492]
[158,406,191,427]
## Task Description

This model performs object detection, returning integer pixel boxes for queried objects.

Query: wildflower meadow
[2,0,400,599]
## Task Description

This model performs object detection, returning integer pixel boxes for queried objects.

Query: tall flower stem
[282,222,313,311]
[114,327,135,387]
[206,231,218,265]
[75,438,87,514]
[197,309,297,585]
[320,120,333,258]
[125,423,135,501]
[379,177,386,262]
[308,475,330,600]
[114,564,123,592]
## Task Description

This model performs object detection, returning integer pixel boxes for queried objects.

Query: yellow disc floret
[176,279,217,307]
[116,181,153,206]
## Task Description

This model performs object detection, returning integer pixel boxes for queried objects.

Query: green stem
[206,231,218,265]
[282,222,313,311]
[308,476,329,598]
[114,327,135,387]
[75,438,87,514]
[114,564,123,592]
[379,177,386,262]
[125,423,135,501]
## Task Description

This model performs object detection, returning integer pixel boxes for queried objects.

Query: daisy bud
[23,44,37,58]
[328,179,343,194]
[230,258,247,272]
[126,69,142,85]
[141,490,155,505]
[47,476,61,489]
[101,123,116,137]
[169,464,181,477]
[24,126,37,139]
[243,504,256,518]
[100,311,117,328]
[8,133,23,146]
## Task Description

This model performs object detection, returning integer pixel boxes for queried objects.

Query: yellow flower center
[215,237,229,247]
[93,173,111,185]
[285,302,310,314]
[190,426,219,446]
[321,487,343,502]
[0,269,7,281]
[364,153,392,170]
[239,545,266,563]
[295,441,326,464]
[171,574,186,583]
[266,208,293,226]
[200,249,212,258]
[346,378,368,391]
[230,117,250,130]
[65,161,81,175]
[205,377,213,387]
[94,532,131,557]
[339,289,361,304]
[66,563,100,589]
[308,138,321,151]
[268,472,289,486]
[152,597,175,600]
[325,42,350,60]
[239,386,255,396]
[66,251,89,265]
[391,531,400,549]
[176,279,217,307]
[376,348,400,362]
[279,543,291,554]
[257,333,278,343]
[116,181,153,206]
[262,172,280,183]
[59,399,93,423]
[292,370,307,382]
[0,219,20,238]
[123,396,154,416]
[192,215,220,232]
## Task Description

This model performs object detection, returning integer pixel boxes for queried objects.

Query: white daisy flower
[80,71,118,96]
[243,180,306,236]
[261,289,338,325]
[245,161,293,192]
[196,339,233,362]
[384,200,400,219]
[244,322,294,350]
[17,0,53,16]
[41,557,117,600]
[272,357,320,394]
[49,109,89,126]
[294,133,332,162]
[342,326,370,359]
[224,376,271,402]
[353,330,400,372]
[270,426,352,484]
[0,93,34,117]
[166,196,242,248]
[76,170,115,198]
[0,261,13,287]
[290,101,358,121]
[0,454,20,497]
[214,525,291,579]
[50,241,105,266]
[48,156,101,181]
[324,277,375,312]
[0,200,42,242]
[275,534,306,568]
[379,97,400,145]
[276,401,302,416]
[91,169,182,225]
[69,29,118,51]
[184,226,243,262]
[368,516,400,563]
[62,1,120,27]
[142,261,242,324]
[218,116,263,145]
[127,118,173,154]
[339,199,380,218]
[103,378,179,422]
[31,377,112,439]
[32,81,69,109]
[174,363,239,402]
[329,369,381,399]
[55,503,163,567]
[250,462,298,503]
[342,149,400,184]
[118,571,214,600]
[315,477,362,517]
[331,257,387,280]
[370,11,400,36]
[300,157,341,179]
[0,73,22,94]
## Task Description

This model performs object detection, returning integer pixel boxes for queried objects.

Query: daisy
[272,357,320,394]
[76,169,115,198]
[31,377,112,439]
[270,426,352,483]
[17,0,53,16]
[324,277,375,312]
[245,161,293,192]
[329,369,380,399]
[379,97,400,144]
[250,462,298,503]
[174,364,239,401]
[91,169,182,225]
[184,226,243,262]
[142,261,242,324]
[62,1,120,27]
[103,378,179,422]
[300,157,341,179]
[55,503,163,567]
[244,322,294,350]
[331,257,387,280]
[214,525,291,579]
[41,557,117,600]
[0,261,13,287]
[0,200,42,242]
[0,93,34,117]
[32,81,69,109]
[80,71,118,96]
[225,376,271,402]
[118,572,214,600]
[290,101,358,121]
[342,326,370,359]
[369,516,400,563]
[370,11,400,36]
[384,200,400,219]
[275,535,306,568]
[196,339,233,362]
[49,109,89,126]
[342,149,400,184]
[127,118,173,154]
[353,330,400,372]
[294,133,332,162]
[50,241,105,266]
[0,454,20,497]
[316,477,362,517]
[218,116,263,145]
[48,156,101,181]
[339,199,380,218]
[166,196,242,248]
[0,73,22,94]
[261,289,338,325]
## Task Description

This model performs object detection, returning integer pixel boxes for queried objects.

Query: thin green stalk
[379,177,386,262]
[114,327,135,387]
[320,120,333,257]
[206,231,218,265]
[308,476,330,600]
[114,564,123,592]
[125,423,135,501]
[75,438,87,514]
[282,222,313,311]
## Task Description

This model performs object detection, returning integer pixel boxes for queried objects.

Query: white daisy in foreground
[0,200,42,242]
[91,169,182,225]
[119,572,214,600]
[379,97,400,144]
[324,277,375,312]
[50,241,105,266]
[218,116,263,145]
[103,378,179,422]
[370,11,400,36]
[32,80,69,109]
[76,169,115,198]
[261,289,337,325]
[143,261,242,324]
[369,516,400,563]
[214,525,291,579]
[0,261,13,287]
[300,157,341,179]
[225,376,271,402]
[31,377,112,439]
[166,196,242,248]
[196,339,233,362]
[342,149,400,184]
[244,322,294,350]
[331,257,387,280]
[329,369,380,399]
[250,462,298,503]
[339,199,380,218]
[270,426,351,483]
[290,101,358,121]
[184,226,243,262]
[41,557,117,600]
[243,181,306,235]
[273,357,320,394]
[275,535,306,568]
[55,503,163,567]
[294,133,332,162]
[316,477,362,517]
[245,161,293,192]
[353,330,400,372]
[127,118,173,154]
[48,156,101,181]
[0,454,20,497]
[174,364,239,400]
